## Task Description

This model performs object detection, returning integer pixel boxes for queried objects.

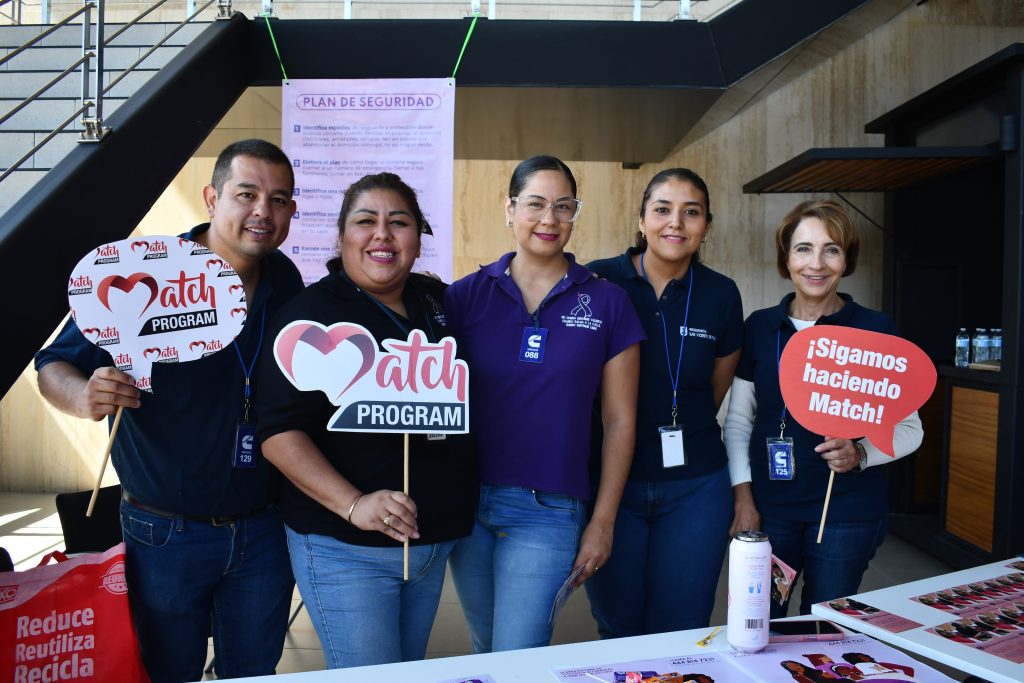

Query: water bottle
[991,328,1002,362]
[955,328,969,368]
[972,328,989,364]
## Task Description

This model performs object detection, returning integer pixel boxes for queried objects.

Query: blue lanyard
[233,306,266,423]
[776,328,787,437]
[639,252,694,426]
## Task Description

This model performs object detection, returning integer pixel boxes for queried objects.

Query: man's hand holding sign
[66,237,246,515]
[778,326,936,541]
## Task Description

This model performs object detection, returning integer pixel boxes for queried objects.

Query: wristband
[347,494,365,525]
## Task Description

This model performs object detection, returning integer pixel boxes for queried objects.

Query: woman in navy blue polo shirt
[585,168,744,636]
[724,199,922,616]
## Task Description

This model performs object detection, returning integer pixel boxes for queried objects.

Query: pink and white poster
[281,78,455,284]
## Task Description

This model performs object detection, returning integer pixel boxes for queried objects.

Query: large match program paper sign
[68,237,246,392]
[273,322,468,434]
[779,327,936,456]
[282,78,455,284]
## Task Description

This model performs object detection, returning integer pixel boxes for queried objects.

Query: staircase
[0,20,211,215]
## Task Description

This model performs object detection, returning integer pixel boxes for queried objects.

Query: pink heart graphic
[276,322,376,400]
[96,273,159,316]
[131,240,149,253]
[189,341,207,352]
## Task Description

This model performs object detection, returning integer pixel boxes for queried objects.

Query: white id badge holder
[659,426,685,468]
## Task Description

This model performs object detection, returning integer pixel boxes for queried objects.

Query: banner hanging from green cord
[281,79,456,283]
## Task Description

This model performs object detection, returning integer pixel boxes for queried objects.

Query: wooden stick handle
[86,405,124,518]
[403,432,410,581]
[816,469,836,544]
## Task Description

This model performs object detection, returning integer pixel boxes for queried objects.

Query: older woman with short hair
[724,199,923,616]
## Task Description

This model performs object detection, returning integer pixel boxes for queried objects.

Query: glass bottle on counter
[955,328,970,367]
[991,328,1002,362]
[972,328,990,363]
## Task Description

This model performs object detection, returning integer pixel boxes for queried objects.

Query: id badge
[766,437,795,480]
[519,327,548,363]
[234,421,258,468]
[659,425,686,468]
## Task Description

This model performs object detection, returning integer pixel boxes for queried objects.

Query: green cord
[263,14,289,84]
[450,14,479,82]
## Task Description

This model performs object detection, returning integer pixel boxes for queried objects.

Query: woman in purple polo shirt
[445,155,645,652]
[585,168,744,637]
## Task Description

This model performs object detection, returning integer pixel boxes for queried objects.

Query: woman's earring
[506,220,512,228]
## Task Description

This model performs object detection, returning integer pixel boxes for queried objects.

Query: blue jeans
[585,468,732,637]
[448,484,584,653]
[286,527,455,669]
[119,500,294,683]
[760,514,887,617]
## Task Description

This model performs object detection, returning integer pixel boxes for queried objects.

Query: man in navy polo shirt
[34,139,303,683]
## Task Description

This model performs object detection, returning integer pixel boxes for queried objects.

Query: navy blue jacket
[588,250,743,482]
[736,293,897,522]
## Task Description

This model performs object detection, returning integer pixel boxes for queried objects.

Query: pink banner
[281,79,455,284]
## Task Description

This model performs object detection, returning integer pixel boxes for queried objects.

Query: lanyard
[776,328,787,437]
[346,275,438,343]
[639,252,694,426]
[529,285,563,331]
[233,306,266,423]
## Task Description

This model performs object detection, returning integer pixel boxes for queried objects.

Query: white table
[227,626,731,681]
[812,557,1024,683]
[222,616,955,682]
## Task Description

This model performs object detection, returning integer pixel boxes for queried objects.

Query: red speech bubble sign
[779,327,936,456]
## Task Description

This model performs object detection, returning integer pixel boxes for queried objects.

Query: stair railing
[0,0,223,184]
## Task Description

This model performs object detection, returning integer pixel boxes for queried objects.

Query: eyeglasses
[510,195,582,222]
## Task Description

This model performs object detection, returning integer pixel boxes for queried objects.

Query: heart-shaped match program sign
[68,236,248,392]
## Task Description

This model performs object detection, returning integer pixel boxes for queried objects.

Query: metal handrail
[0,0,21,24]
[104,0,215,95]
[0,103,90,182]
[0,53,92,127]
[0,3,92,68]
[0,0,219,184]
[105,0,175,44]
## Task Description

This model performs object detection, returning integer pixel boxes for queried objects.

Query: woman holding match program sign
[255,173,476,668]
[723,199,922,616]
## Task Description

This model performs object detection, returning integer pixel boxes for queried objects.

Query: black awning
[743,146,1000,194]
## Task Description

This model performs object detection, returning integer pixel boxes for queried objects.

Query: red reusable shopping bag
[0,543,149,683]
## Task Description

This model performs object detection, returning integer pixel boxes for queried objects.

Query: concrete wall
[3,0,1023,491]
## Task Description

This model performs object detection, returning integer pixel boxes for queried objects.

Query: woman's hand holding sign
[348,489,420,543]
[814,437,860,474]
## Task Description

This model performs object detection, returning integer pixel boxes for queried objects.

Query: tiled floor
[0,492,964,679]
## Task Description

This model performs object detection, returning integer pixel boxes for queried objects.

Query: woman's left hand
[815,438,860,473]
[571,520,613,588]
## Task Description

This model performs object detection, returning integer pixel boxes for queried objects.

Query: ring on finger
[383,514,393,528]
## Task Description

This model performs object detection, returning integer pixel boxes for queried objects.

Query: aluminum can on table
[727,530,771,652]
